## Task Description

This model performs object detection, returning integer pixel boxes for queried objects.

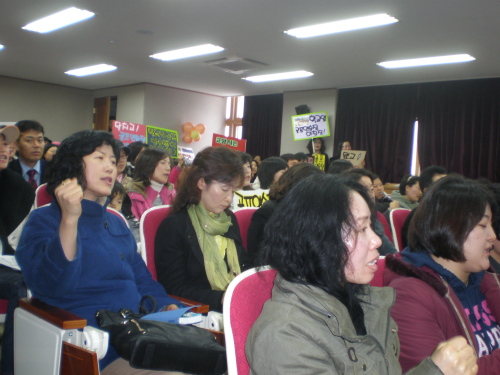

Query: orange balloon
[182,122,194,134]
[195,123,206,134]
[183,134,193,143]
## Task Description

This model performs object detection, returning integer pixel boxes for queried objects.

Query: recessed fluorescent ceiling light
[378,54,475,68]
[150,44,224,61]
[285,13,398,38]
[65,64,117,77]
[0,45,4,50]
[243,71,313,83]
[22,7,95,33]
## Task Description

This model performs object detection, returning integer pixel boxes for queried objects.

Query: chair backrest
[35,183,52,208]
[389,208,411,251]
[106,206,129,228]
[139,205,170,280]
[223,266,277,375]
[369,256,386,287]
[233,208,257,250]
[376,211,393,245]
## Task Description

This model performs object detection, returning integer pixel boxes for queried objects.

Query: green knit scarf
[187,204,241,291]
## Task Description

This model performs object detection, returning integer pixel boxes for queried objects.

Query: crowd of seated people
[1,119,499,374]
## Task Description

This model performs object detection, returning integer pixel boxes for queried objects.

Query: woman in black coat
[155,147,252,312]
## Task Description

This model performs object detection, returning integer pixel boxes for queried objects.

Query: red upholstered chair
[139,205,170,280]
[389,208,411,251]
[377,211,393,245]
[223,266,277,375]
[35,183,52,208]
[234,208,257,251]
[369,256,386,287]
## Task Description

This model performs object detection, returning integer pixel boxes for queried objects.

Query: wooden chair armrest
[19,298,87,330]
[169,295,209,314]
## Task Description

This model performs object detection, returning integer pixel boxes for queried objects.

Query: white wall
[281,88,338,158]
[0,76,93,141]
[92,84,147,124]
[143,84,226,154]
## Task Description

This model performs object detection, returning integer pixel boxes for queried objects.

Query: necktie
[27,169,38,189]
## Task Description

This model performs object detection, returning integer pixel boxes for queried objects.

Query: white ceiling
[1,0,499,97]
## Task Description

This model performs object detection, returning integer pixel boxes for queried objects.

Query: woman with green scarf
[154,146,253,312]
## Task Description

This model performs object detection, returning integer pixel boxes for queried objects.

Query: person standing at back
[8,120,47,189]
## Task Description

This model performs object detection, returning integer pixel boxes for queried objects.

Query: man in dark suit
[0,125,35,375]
[8,120,48,188]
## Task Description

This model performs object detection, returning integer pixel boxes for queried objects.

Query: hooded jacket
[126,180,176,220]
[385,250,500,375]
[390,190,419,210]
[246,274,442,375]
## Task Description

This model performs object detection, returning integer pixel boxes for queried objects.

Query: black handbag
[95,303,227,375]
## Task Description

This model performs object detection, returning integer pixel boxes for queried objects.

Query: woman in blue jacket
[16,130,181,374]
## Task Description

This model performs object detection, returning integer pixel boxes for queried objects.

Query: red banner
[212,134,247,152]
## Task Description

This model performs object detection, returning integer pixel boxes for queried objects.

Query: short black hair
[46,130,120,197]
[327,159,353,175]
[294,152,307,162]
[127,141,149,163]
[110,181,126,200]
[399,174,420,195]
[280,153,298,162]
[341,168,374,182]
[419,165,447,192]
[15,120,44,136]
[257,157,288,189]
[409,175,497,262]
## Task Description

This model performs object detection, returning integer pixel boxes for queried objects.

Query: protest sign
[340,150,366,168]
[212,133,247,152]
[291,112,330,141]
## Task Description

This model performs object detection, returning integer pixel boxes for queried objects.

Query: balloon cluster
[182,122,206,143]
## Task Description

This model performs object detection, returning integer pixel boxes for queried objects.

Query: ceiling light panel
[22,7,95,34]
[150,44,224,61]
[285,14,398,38]
[65,64,117,77]
[0,45,4,50]
[243,71,313,83]
[378,54,475,68]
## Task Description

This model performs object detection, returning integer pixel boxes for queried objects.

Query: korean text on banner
[146,126,179,158]
[291,112,330,141]
[112,121,147,144]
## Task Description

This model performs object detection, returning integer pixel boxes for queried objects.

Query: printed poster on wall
[111,121,178,158]
[212,134,247,152]
[291,112,330,141]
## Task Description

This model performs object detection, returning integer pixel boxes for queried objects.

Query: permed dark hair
[409,175,497,262]
[327,159,353,175]
[133,148,171,187]
[170,146,244,214]
[256,157,288,189]
[45,130,120,197]
[399,174,420,195]
[269,163,322,201]
[15,120,44,136]
[306,137,326,154]
[260,174,375,335]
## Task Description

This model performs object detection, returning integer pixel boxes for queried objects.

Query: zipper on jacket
[440,276,476,349]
